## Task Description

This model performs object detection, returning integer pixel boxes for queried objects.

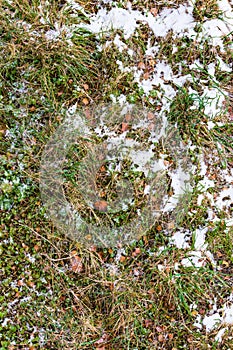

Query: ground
[0,0,233,349]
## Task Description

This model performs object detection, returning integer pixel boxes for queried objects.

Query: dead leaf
[158,334,164,342]
[82,97,89,105]
[150,7,158,16]
[156,326,163,333]
[70,251,83,273]
[33,244,40,251]
[84,108,91,119]
[138,61,146,69]
[144,319,153,328]
[148,123,155,131]
[143,72,150,80]
[132,247,141,257]
[119,255,126,262]
[94,200,108,212]
[121,122,129,132]
[83,83,89,91]
[148,288,154,295]
[147,112,154,120]
[167,221,175,230]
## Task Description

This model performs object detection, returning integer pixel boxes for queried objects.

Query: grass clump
[1,0,233,348]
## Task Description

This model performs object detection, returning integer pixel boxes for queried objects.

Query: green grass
[1,0,233,349]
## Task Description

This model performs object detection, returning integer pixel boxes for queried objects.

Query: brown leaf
[144,319,153,328]
[148,288,154,295]
[132,247,141,257]
[150,7,158,16]
[94,200,108,212]
[82,97,89,105]
[70,251,83,273]
[84,108,91,119]
[147,112,154,120]
[158,334,164,342]
[138,61,146,69]
[83,83,89,91]
[143,72,150,80]
[148,122,155,131]
[119,255,126,262]
[125,113,132,122]
[121,122,129,132]
[156,326,163,333]
[167,221,175,230]
[34,244,40,252]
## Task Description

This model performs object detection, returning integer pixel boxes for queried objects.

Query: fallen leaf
[125,113,132,122]
[143,72,150,80]
[33,244,40,251]
[147,112,154,120]
[148,288,154,294]
[138,61,146,69]
[132,247,141,257]
[84,108,91,120]
[82,97,89,105]
[94,200,108,212]
[158,334,164,342]
[121,122,129,132]
[70,251,83,273]
[148,122,155,131]
[156,326,163,333]
[144,319,153,328]
[167,221,175,230]
[119,255,126,262]
[83,83,89,91]
[150,7,158,16]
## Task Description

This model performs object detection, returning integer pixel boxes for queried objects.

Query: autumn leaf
[147,112,154,120]
[119,255,126,262]
[150,7,158,16]
[82,97,89,105]
[121,122,129,132]
[138,61,145,69]
[83,83,89,91]
[125,113,132,122]
[70,250,83,273]
[143,71,150,80]
[132,247,141,257]
[94,200,108,212]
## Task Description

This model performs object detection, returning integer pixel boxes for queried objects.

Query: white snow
[203,312,222,332]
[170,231,190,249]
[194,227,208,251]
